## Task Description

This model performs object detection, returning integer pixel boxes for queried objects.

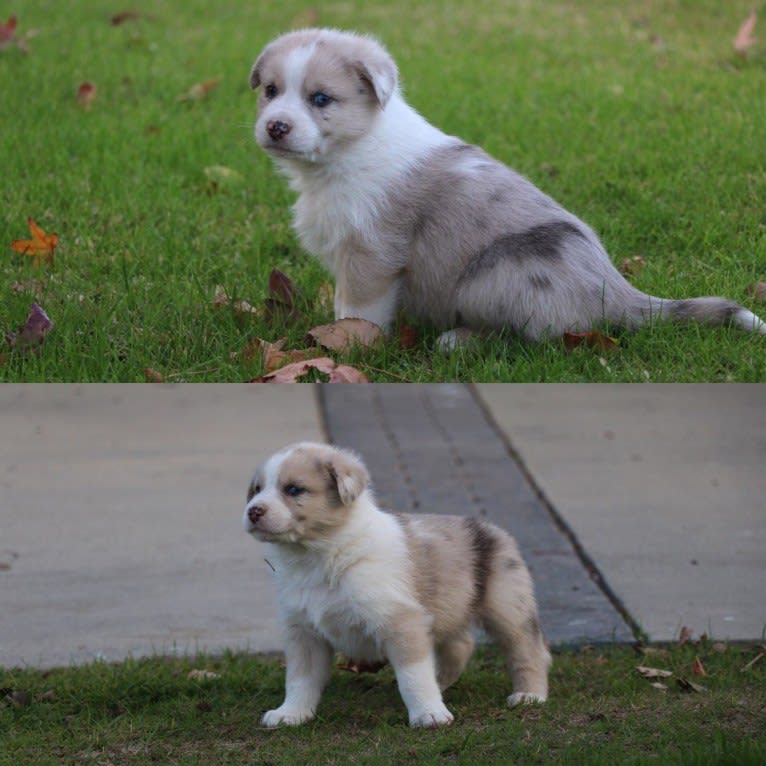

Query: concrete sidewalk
[1,384,764,669]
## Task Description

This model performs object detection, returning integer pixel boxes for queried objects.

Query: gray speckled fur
[381,142,745,339]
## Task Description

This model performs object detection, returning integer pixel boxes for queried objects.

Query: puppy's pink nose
[267,120,291,141]
[248,505,266,525]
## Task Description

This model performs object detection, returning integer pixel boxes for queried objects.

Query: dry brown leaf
[398,323,418,349]
[188,669,220,681]
[676,677,706,694]
[253,356,369,383]
[5,303,52,351]
[213,287,262,317]
[620,255,645,277]
[315,280,334,313]
[745,282,766,303]
[678,626,695,647]
[562,330,619,353]
[734,11,758,54]
[77,81,97,109]
[636,666,673,679]
[111,11,141,25]
[236,337,316,372]
[711,642,728,654]
[177,77,221,102]
[144,367,164,382]
[337,657,387,674]
[650,682,669,692]
[268,268,296,307]
[741,651,765,672]
[305,318,384,352]
[692,657,707,677]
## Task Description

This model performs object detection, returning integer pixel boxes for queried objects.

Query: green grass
[2,644,765,765]
[2,0,765,381]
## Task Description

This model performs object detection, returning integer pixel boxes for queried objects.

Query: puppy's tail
[614,285,766,335]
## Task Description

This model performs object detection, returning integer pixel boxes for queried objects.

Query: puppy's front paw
[262,707,314,727]
[409,704,454,728]
[507,692,547,708]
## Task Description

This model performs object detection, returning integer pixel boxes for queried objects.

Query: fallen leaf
[236,337,316,372]
[676,677,706,694]
[213,287,263,317]
[196,700,213,713]
[77,81,97,109]
[711,642,728,654]
[678,626,695,647]
[203,165,245,189]
[734,10,758,54]
[188,670,220,682]
[741,652,765,672]
[337,657,387,674]
[144,367,164,382]
[0,15,16,48]
[253,356,369,383]
[398,323,418,349]
[10,217,58,265]
[562,330,619,353]
[692,657,707,677]
[5,303,53,351]
[650,682,668,692]
[636,666,673,679]
[745,282,766,303]
[305,318,384,352]
[620,255,645,277]
[177,77,221,102]
[315,280,334,313]
[268,268,296,307]
[6,690,31,707]
[111,10,141,25]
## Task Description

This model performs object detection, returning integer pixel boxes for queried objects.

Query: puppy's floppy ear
[326,449,369,506]
[352,39,398,107]
[250,42,275,90]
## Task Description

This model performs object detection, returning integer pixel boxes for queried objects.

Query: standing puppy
[242,442,551,727]
[249,28,765,346]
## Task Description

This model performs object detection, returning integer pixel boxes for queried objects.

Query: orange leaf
[692,657,707,677]
[77,81,97,109]
[111,11,141,26]
[177,77,221,102]
[562,330,619,353]
[144,367,165,382]
[0,15,17,46]
[10,217,58,265]
[734,11,758,53]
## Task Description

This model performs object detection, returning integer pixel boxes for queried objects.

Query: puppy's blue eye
[285,484,305,497]
[265,84,278,99]
[310,92,332,108]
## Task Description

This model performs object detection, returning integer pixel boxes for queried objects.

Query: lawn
[1,1,765,381]
[2,643,765,765]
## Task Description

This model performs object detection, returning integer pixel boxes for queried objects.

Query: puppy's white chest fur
[268,505,411,661]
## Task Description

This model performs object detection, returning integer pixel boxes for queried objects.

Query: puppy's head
[242,442,370,544]
[249,28,398,162]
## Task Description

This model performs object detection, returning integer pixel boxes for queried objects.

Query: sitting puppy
[249,28,765,347]
[242,441,551,728]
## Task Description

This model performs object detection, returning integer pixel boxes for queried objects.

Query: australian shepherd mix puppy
[249,28,765,347]
[242,442,551,727]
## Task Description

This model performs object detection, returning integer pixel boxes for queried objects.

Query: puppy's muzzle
[247,504,267,526]
[267,120,291,141]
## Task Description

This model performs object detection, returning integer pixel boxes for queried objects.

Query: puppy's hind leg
[481,545,552,707]
[435,631,475,691]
